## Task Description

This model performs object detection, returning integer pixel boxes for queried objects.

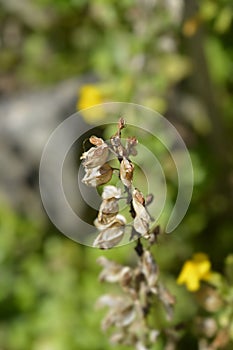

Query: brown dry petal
[120,157,134,188]
[82,163,113,187]
[80,142,108,168]
[93,214,126,249]
[132,189,151,235]
[102,185,121,200]
[98,198,119,225]
[89,135,104,146]
[142,250,159,289]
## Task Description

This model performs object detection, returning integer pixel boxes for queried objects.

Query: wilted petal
[82,163,113,187]
[120,157,134,187]
[89,135,104,146]
[98,198,119,225]
[134,216,150,235]
[80,142,109,168]
[93,215,126,249]
[102,185,121,200]
[132,189,151,235]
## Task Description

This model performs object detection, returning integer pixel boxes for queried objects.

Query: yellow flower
[77,84,105,123]
[177,253,212,292]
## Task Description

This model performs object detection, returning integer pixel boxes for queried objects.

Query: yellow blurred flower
[78,85,104,110]
[177,253,212,292]
[77,84,105,124]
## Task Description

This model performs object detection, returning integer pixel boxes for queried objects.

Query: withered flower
[93,214,126,249]
[98,198,119,225]
[82,163,113,187]
[96,185,121,229]
[132,188,151,235]
[120,157,134,188]
[80,136,109,168]
[97,186,121,225]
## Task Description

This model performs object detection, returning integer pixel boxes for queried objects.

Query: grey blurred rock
[0,78,91,225]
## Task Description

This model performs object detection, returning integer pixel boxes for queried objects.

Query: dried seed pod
[120,157,134,188]
[82,163,113,187]
[80,140,109,168]
[93,214,126,249]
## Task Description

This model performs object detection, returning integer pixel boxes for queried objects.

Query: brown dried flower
[120,157,134,188]
[82,163,113,187]
[80,136,109,168]
[93,214,126,249]
[132,188,151,235]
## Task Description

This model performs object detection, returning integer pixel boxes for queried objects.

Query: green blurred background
[0,0,232,349]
